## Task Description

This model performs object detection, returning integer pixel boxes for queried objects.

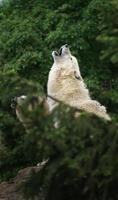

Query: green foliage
[0,0,118,199]
[0,71,43,180]
[97,0,118,64]
[19,104,118,200]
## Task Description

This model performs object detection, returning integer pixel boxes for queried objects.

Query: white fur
[47,45,111,121]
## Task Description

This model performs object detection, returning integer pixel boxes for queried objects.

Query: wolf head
[52,44,82,79]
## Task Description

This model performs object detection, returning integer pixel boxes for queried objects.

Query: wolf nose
[65,44,68,48]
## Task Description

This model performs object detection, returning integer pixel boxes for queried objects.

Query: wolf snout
[58,44,69,56]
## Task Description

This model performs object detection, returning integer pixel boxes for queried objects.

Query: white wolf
[47,44,111,121]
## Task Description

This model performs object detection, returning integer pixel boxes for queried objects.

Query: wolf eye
[74,71,82,80]
[70,57,72,60]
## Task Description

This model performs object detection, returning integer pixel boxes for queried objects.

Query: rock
[0,165,43,200]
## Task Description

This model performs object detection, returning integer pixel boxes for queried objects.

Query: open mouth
[54,49,62,56]
[54,44,69,56]
[54,51,59,56]
[58,44,69,56]
[59,47,62,56]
